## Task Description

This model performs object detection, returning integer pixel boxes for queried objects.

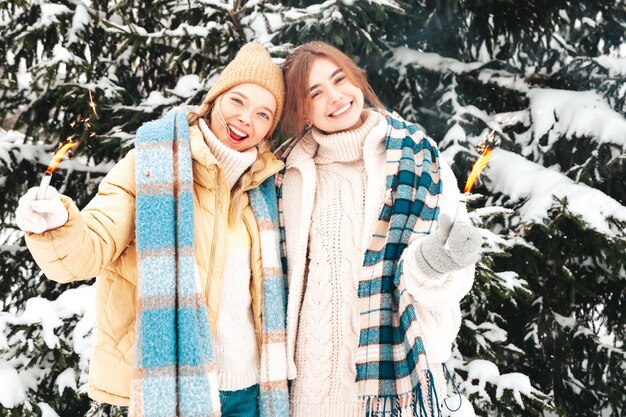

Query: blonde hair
[282,41,385,138]
[188,96,272,225]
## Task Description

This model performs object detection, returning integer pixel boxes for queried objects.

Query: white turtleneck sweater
[284,110,472,416]
[291,111,387,416]
[198,119,260,391]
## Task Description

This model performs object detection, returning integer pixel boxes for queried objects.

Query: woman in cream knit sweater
[276,41,481,417]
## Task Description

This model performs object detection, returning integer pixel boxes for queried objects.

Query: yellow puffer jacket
[24,124,284,406]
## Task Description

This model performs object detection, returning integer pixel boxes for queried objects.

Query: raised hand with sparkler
[15,107,87,233]
[15,186,68,234]
[411,115,509,278]
[412,211,482,277]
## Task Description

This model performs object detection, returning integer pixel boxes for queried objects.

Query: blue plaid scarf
[276,110,443,416]
[132,108,289,417]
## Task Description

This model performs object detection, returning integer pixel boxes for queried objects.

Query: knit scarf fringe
[359,370,442,417]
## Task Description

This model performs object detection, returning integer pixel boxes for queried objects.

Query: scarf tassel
[427,369,442,417]
[362,380,442,417]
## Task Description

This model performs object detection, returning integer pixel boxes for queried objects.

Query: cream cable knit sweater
[283,110,475,416]
[198,119,260,391]
[291,111,384,416]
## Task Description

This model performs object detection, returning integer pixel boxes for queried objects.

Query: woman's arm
[24,150,138,283]
[399,157,479,362]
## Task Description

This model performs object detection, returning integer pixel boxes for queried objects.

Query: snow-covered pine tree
[2,0,625,416]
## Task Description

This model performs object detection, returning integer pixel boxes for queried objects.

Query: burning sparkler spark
[464,115,517,193]
[36,141,81,199]
[46,141,81,174]
[88,90,98,117]
[36,89,98,200]
[442,115,517,247]
[464,147,494,193]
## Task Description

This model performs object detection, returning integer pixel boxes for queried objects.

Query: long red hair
[281,41,384,137]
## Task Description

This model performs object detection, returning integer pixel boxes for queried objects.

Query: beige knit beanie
[201,43,285,133]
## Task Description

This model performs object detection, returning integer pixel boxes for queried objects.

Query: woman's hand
[15,187,69,234]
[413,213,481,277]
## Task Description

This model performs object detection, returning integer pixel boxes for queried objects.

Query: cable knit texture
[281,109,476,416]
[198,118,257,189]
[291,111,379,416]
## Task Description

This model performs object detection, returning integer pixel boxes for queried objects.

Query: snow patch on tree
[487,149,626,236]
[528,88,626,148]
[0,362,26,408]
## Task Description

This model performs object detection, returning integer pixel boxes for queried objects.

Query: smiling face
[209,83,277,152]
[307,57,365,134]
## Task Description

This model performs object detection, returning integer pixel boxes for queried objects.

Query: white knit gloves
[15,187,68,234]
[414,213,481,277]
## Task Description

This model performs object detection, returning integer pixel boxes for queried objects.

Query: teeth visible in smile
[330,102,351,117]
[230,125,248,138]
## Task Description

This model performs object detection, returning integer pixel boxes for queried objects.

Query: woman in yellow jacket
[15,43,289,417]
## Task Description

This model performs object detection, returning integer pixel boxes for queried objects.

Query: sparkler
[35,90,97,200]
[441,115,516,243]
[88,90,98,117]
[463,114,515,194]
[36,141,81,199]
[464,146,495,193]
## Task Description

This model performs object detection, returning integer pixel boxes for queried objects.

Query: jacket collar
[245,151,284,190]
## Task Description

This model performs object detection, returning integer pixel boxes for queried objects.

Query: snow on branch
[388,47,483,75]
[485,149,626,236]
[528,88,626,151]
[102,20,218,38]
[594,56,626,77]
[449,358,548,412]
[0,129,115,175]
[0,285,95,409]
